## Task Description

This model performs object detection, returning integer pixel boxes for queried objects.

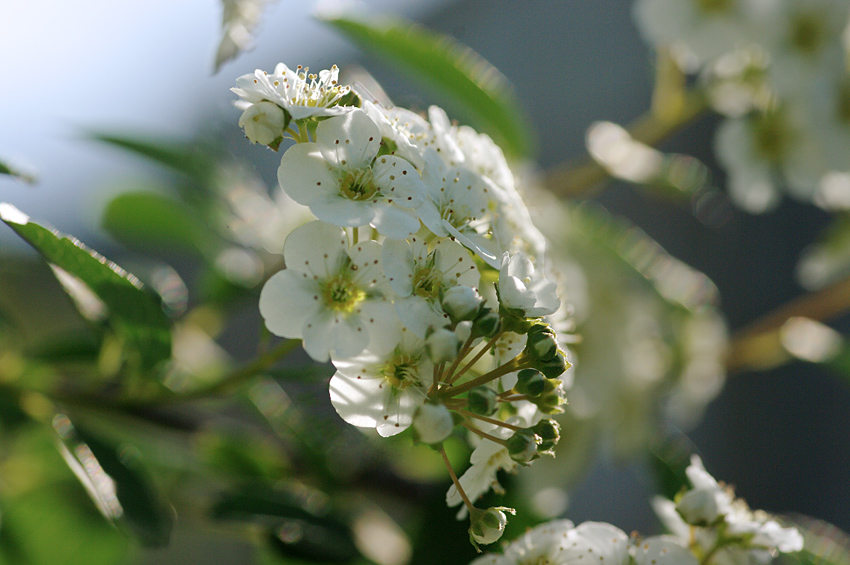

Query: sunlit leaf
[102,190,219,257]
[0,203,172,372]
[56,416,174,547]
[321,14,536,159]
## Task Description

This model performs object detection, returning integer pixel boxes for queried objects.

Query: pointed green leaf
[321,14,536,159]
[102,190,219,257]
[0,203,171,371]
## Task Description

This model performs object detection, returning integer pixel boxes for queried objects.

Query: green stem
[440,355,528,399]
[461,421,508,446]
[439,445,476,514]
[446,329,505,386]
[458,409,524,432]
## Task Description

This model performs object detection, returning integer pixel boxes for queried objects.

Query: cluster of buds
[234,63,571,549]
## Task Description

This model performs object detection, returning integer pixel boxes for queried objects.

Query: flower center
[412,254,442,299]
[751,110,793,163]
[696,0,733,14]
[321,275,365,312]
[789,12,827,55]
[383,353,421,390]
[339,168,379,201]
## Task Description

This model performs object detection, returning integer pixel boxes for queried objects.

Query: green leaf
[61,419,174,547]
[0,203,172,372]
[0,425,130,565]
[647,433,698,500]
[102,190,219,257]
[321,14,536,159]
[89,132,218,185]
[0,482,130,565]
[213,486,361,563]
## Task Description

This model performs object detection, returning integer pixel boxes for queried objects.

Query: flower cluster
[470,457,803,564]
[633,0,850,212]
[236,64,571,547]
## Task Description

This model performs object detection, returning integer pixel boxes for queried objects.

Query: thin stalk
[446,330,505,386]
[442,333,477,386]
[440,356,528,399]
[439,445,475,514]
[461,421,508,446]
[458,409,524,432]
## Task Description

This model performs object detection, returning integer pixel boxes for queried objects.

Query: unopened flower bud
[425,327,461,364]
[526,326,559,361]
[238,101,287,146]
[472,309,500,338]
[677,488,721,526]
[515,369,546,398]
[537,351,570,379]
[532,419,561,454]
[442,286,484,322]
[469,506,513,548]
[467,386,497,416]
[506,429,540,465]
[532,380,567,415]
[412,403,454,445]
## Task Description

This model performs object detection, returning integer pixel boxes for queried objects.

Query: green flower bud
[515,369,546,398]
[537,351,570,379]
[506,429,540,465]
[472,309,501,338]
[526,327,559,361]
[442,286,484,322]
[425,327,461,364]
[468,506,513,548]
[532,419,561,454]
[532,380,567,415]
[412,403,454,445]
[467,386,498,416]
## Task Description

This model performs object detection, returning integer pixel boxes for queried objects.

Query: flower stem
[440,355,528,399]
[446,330,505,386]
[458,409,524,432]
[439,445,476,514]
[461,421,508,446]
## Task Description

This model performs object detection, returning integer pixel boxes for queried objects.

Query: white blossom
[258,221,396,362]
[498,251,560,317]
[328,329,432,437]
[382,235,479,336]
[278,109,426,238]
[232,63,353,120]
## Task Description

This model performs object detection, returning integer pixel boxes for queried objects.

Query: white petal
[382,239,416,297]
[560,522,629,564]
[371,204,421,239]
[258,270,321,338]
[277,143,337,206]
[433,238,479,288]
[329,371,387,429]
[633,536,698,565]
[372,155,425,207]
[283,221,348,280]
[358,299,402,357]
[376,387,425,437]
[394,295,447,338]
[310,195,376,227]
[303,309,370,362]
[317,109,380,170]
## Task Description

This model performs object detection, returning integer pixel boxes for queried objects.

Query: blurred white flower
[498,251,560,317]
